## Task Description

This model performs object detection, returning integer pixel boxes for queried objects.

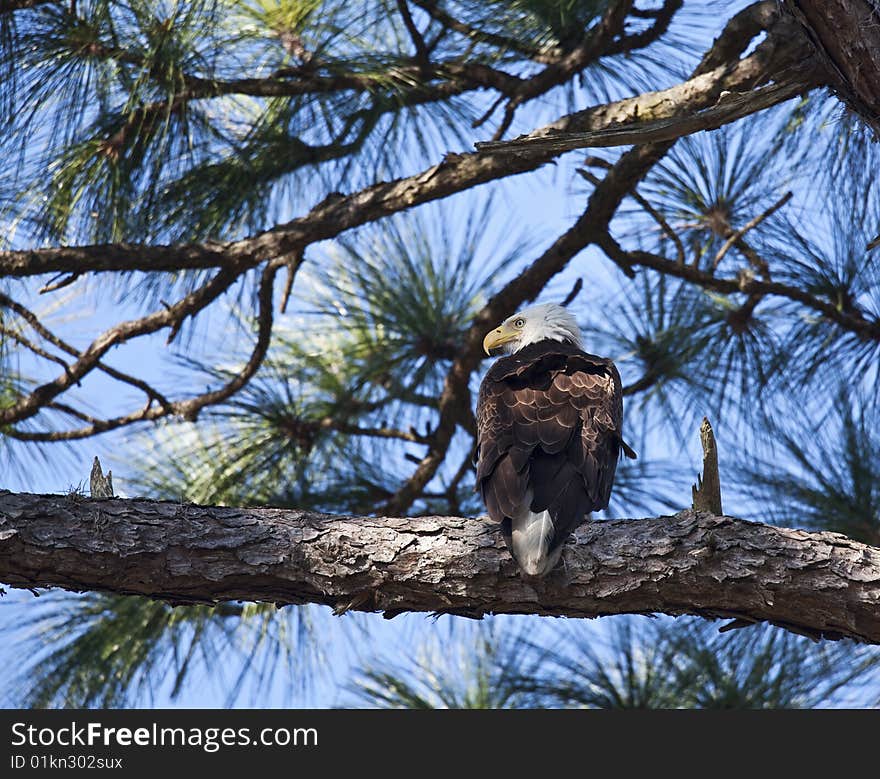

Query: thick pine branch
[1,491,879,644]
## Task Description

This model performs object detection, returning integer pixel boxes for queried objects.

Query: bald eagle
[476,303,636,577]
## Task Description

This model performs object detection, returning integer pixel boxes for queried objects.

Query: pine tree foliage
[0,591,315,707]
[735,389,880,546]
[348,616,879,708]
[347,621,534,709]
[525,618,877,709]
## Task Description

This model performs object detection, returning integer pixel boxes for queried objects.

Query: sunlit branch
[475,78,811,155]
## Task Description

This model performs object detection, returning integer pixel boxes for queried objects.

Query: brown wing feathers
[476,341,629,541]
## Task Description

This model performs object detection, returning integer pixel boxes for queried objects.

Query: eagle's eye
[514,318,525,328]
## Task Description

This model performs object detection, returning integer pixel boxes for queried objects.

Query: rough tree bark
[1,491,879,644]
[784,0,880,136]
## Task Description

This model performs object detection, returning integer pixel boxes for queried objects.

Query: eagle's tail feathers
[509,505,562,577]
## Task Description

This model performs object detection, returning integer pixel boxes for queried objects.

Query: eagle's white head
[483,302,583,356]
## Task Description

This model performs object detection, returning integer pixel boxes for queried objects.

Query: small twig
[174,261,281,422]
[279,252,303,314]
[48,402,100,424]
[162,298,184,345]
[629,193,686,267]
[396,0,429,64]
[576,166,602,185]
[0,326,71,371]
[38,272,81,295]
[561,277,584,307]
[691,417,722,515]
[0,292,172,408]
[491,100,519,141]
[473,94,506,129]
[712,191,792,271]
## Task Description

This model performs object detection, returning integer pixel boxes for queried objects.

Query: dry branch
[89,457,114,499]
[692,418,723,515]
[475,80,810,155]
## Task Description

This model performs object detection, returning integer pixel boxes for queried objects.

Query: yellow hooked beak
[483,322,519,356]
